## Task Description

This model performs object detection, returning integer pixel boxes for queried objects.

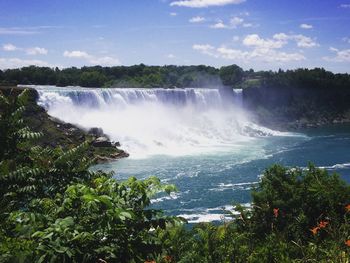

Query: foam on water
[150,192,181,204]
[209,181,259,192]
[178,203,251,223]
[319,163,350,170]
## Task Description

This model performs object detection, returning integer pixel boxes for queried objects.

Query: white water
[26,85,291,159]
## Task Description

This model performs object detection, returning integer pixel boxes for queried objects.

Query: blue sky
[0,0,350,72]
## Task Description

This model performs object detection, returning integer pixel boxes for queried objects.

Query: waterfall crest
[35,86,234,109]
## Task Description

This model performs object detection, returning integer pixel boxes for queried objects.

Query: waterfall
[25,85,281,158]
[232,89,243,108]
[34,86,226,110]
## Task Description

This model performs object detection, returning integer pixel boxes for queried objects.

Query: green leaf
[120,211,132,219]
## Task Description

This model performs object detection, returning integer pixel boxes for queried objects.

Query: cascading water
[29,85,283,158]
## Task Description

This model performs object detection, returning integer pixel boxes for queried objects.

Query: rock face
[112,141,121,147]
[95,150,130,163]
[111,151,130,158]
[92,136,112,147]
[243,85,350,130]
[88,127,105,137]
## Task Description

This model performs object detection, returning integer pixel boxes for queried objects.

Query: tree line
[1,64,349,91]
[0,64,220,88]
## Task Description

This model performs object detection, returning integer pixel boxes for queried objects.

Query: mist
[35,86,284,158]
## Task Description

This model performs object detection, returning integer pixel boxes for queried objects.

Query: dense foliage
[1,64,349,90]
[0,65,220,88]
[0,89,179,262]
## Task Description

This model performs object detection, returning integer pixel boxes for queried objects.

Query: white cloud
[210,16,250,29]
[243,23,253,28]
[239,11,250,16]
[323,47,350,62]
[0,28,39,35]
[170,12,177,16]
[293,34,318,48]
[198,33,316,64]
[89,56,120,66]
[193,33,313,63]
[26,47,48,55]
[340,4,350,8]
[63,50,120,66]
[0,58,52,69]
[63,50,90,59]
[192,44,217,56]
[215,47,248,60]
[189,16,205,23]
[193,43,305,63]
[343,37,350,44]
[232,36,240,42]
[3,43,18,51]
[192,44,215,52]
[300,23,313,29]
[210,20,228,29]
[170,0,245,8]
[272,33,319,48]
[243,34,286,49]
[230,17,244,28]
[3,43,48,55]
[167,54,176,59]
[0,26,61,35]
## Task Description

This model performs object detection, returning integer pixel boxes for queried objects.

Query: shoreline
[249,112,350,132]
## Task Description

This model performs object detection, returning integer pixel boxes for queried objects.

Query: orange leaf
[345,204,350,212]
[310,227,319,235]
[164,255,172,262]
[318,221,329,228]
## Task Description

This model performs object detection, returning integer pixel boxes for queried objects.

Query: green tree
[219,64,244,87]
[79,71,107,87]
